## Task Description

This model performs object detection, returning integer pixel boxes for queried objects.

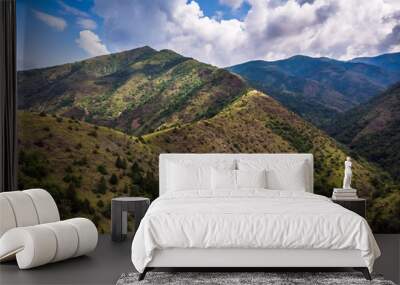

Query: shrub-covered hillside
[18,111,158,233]
[18,88,400,233]
[146,90,400,233]
[18,46,247,136]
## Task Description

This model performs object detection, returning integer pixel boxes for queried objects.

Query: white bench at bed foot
[0,189,98,269]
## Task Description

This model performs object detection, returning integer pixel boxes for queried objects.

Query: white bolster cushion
[42,221,79,262]
[0,218,98,269]
[1,191,39,227]
[24,189,60,224]
[0,196,17,237]
[0,226,57,269]
[64,218,98,257]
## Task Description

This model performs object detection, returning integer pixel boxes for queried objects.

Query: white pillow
[167,162,211,191]
[167,159,236,170]
[236,169,267,189]
[238,159,307,191]
[211,168,237,191]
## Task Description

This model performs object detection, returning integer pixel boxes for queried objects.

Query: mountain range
[17,47,400,233]
[228,53,400,127]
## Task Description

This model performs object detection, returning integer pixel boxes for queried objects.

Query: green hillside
[19,90,399,233]
[146,90,399,232]
[18,46,247,136]
[328,83,400,182]
[17,111,158,233]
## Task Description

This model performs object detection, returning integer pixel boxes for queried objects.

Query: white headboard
[159,153,313,195]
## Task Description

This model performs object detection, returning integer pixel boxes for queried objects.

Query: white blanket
[131,190,380,272]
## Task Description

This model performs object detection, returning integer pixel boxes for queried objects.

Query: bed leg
[354,267,371,280]
[138,268,148,281]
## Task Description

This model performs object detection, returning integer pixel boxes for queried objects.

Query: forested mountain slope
[228,54,400,127]
[18,46,247,135]
[329,83,400,182]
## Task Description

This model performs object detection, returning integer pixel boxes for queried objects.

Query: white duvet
[131,190,380,273]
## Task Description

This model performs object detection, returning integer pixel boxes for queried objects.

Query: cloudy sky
[17,0,400,70]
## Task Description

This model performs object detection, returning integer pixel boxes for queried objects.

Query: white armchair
[0,189,98,269]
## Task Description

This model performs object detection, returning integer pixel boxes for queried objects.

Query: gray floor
[0,235,134,285]
[0,234,399,285]
[374,234,400,284]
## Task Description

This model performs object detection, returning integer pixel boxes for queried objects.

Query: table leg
[111,201,123,242]
[121,210,128,239]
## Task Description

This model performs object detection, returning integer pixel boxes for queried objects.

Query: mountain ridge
[18,46,248,136]
[350,52,400,73]
[228,52,400,127]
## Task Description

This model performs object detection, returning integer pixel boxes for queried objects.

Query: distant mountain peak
[351,51,400,61]
[350,52,400,73]
[285,54,312,60]
[159,48,182,55]
[119,45,156,54]
[98,45,157,59]
[118,45,154,52]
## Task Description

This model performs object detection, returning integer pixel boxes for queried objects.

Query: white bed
[131,154,380,280]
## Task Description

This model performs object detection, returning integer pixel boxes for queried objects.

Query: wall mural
[17,0,400,233]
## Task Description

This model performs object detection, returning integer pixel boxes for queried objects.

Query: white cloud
[33,9,67,31]
[58,0,89,17]
[77,18,97,30]
[219,0,245,10]
[75,30,109,57]
[93,0,400,67]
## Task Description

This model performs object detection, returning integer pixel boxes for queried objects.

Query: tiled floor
[1,234,399,285]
